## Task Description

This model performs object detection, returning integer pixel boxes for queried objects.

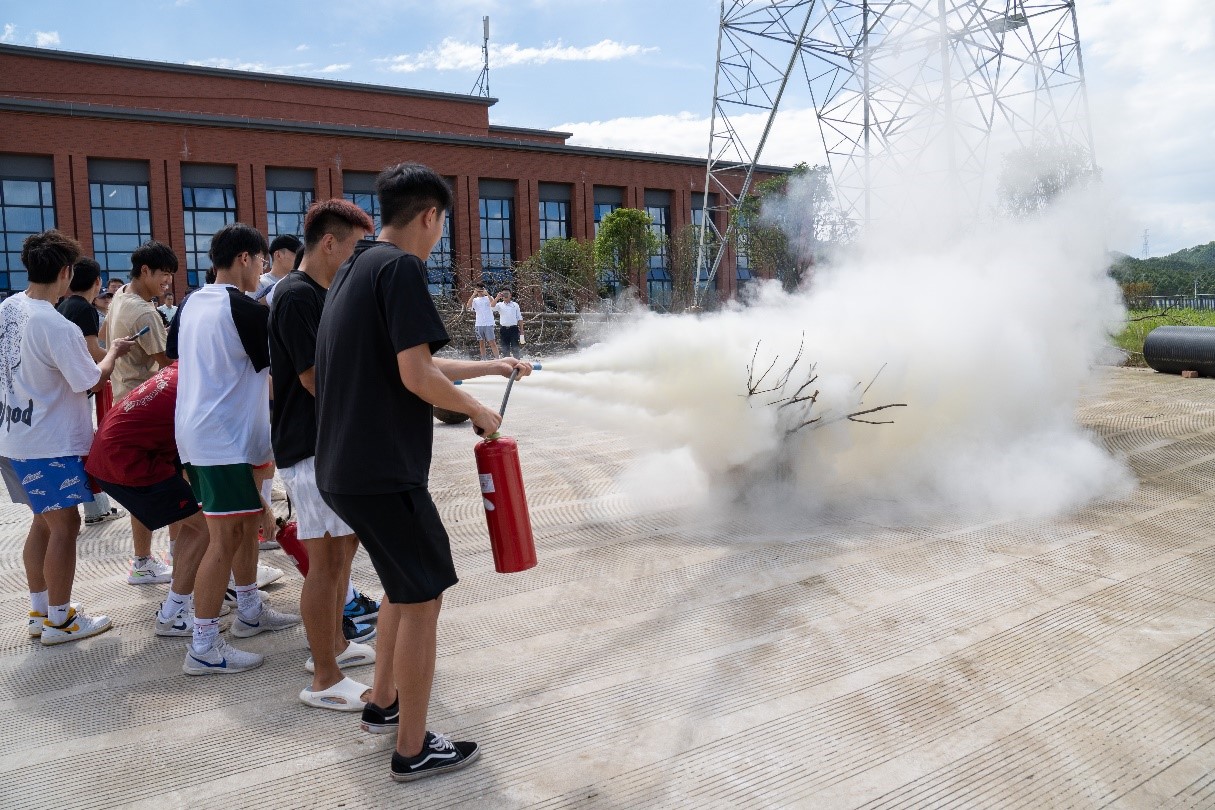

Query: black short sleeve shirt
[269,271,325,469]
[56,295,100,338]
[314,242,450,494]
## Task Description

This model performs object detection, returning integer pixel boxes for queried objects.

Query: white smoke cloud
[499,184,1132,522]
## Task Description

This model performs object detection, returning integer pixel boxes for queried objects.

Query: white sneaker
[230,604,301,638]
[41,608,112,645]
[183,637,264,675]
[128,555,173,585]
[155,607,193,637]
[84,507,125,526]
[228,563,283,590]
[28,602,80,637]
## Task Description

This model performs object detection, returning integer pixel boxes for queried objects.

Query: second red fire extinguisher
[474,368,537,574]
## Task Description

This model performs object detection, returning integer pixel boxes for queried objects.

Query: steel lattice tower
[696,0,1097,299]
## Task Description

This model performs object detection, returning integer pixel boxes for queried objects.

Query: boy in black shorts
[314,164,530,781]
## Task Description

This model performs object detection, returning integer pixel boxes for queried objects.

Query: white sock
[30,590,49,615]
[260,478,273,506]
[234,582,261,621]
[345,579,357,604]
[191,616,220,653]
[49,602,70,626]
[159,589,191,623]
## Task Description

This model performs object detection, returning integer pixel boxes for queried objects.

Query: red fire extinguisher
[474,368,537,573]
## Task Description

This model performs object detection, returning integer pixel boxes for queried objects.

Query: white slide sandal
[299,676,370,711]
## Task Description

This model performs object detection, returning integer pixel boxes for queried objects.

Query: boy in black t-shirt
[315,164,530,782]
[269,199,378,711]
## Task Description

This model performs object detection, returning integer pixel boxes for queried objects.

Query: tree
[594,207,663,293]
[996,143,1100,216]
[513,237,598,312]
[732,162,850,292]
[666,224,713,313]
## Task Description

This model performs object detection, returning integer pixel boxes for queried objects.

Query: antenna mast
[472,16,491,97]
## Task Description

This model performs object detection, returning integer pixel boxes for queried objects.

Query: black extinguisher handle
[475,367,522,439]
[498,367,522,417]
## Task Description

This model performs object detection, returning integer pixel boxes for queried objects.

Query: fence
[1126,295,1215,311]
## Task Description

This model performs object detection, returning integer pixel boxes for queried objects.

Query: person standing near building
[315,163,531,781]
[270,199,378,711]
[464,285,499,360]
[493,289,524,359]
[169,223,300,675]
[1,230,134,644]
[106,240,178,585]
[57,257,124,528]
[254,234,302,306]
[157,291,178,324]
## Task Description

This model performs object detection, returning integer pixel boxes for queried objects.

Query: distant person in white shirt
[464,285,500,360]
[493,289,524,359]
[252,234,302,306]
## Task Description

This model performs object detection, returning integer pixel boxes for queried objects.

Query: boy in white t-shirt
[463,285,500,360]
[168,223,300,675]
[0,230,134,645]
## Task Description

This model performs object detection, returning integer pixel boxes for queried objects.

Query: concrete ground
[3,366,1215,809]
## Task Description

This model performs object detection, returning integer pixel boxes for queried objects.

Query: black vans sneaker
[390,731,479,782]
[361,696,400,734]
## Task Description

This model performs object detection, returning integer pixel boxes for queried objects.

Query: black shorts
[94,474,200,531]
[320,487,457,604]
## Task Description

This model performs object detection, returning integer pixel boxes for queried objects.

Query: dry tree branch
[1127,307,1173,322]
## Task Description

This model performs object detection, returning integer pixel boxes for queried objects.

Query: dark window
[593,202,621,296]
[343,191,381,235]
[479,197,513,288]
[183,186,237,288]
[266,188,313,241]
[427,213,455,296]
[691,205,717,291]
[538,200,569,244]
[0,174,55,295]
[645,204,672,310]
[90,182,151,282]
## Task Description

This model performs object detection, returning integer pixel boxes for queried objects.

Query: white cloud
[318,63,351,74]
[187,58,314,74]
[295,43,309,52]
[33,31,59,47]
[1077,0,1215,253]
[0,23,15,43]
[381,37,656,73]
[558,107,825,168]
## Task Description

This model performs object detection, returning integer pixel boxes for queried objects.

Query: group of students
[4,162,532,782]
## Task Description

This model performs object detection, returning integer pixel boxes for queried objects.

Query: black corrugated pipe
[1143,326,1215,376]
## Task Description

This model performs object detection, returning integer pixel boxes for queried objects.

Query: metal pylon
[695,0,1097,304]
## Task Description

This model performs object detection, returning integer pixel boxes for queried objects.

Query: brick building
[0,43,784,307]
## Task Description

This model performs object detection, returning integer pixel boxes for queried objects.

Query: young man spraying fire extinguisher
[313,163,531,783]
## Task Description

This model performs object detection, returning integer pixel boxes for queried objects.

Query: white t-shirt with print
[494,300,522,327]
[0,292,101,459]
[471,295,495,326]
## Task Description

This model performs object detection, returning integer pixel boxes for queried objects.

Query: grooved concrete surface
[4,366,1215,809]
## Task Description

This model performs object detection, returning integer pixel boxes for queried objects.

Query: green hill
[1109,241,1215,296]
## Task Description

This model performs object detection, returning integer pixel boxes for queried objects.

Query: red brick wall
[0,103,777,302]
[0,50,491,136]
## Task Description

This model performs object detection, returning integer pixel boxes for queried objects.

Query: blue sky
[2,0,1212,256]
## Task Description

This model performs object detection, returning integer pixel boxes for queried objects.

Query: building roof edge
[0,43,498,107]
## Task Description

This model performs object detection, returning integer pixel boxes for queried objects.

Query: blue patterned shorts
[0,455,94,514]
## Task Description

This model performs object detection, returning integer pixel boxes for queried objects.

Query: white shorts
[278,457,354,540]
